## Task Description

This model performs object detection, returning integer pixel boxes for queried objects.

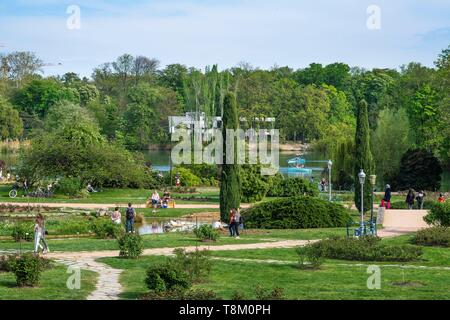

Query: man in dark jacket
[382,184,392,209]
[125,203,136,233]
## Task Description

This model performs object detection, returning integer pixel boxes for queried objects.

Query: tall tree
[220,93,241,221]
[354,100,375,213]
[0,96,23,140]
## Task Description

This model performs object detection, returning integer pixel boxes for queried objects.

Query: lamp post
[328,160,333,202]
[369,175,377,222]
[358,169,366,236]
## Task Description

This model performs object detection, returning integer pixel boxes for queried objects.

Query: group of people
[405,190,427,210]
[110,203,136,233]
[150,190,172,213]
[228,208,243,239]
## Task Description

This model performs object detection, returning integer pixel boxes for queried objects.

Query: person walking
[125,203,136,233]
[34,214,49,254]
[234,208,241,239]
[381,184,392,209]
[405,189,415,210]
[228,209,236,237]
[416,191,425,210]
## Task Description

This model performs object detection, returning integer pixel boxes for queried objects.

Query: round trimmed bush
[118,232,144,259]
[242,196,351,229]
[145,263,191,293]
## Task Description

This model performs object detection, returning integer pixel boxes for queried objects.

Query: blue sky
[0,0,449,77]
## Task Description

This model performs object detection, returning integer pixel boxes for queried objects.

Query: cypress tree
[354,99,375,213]
[220,92,241,221]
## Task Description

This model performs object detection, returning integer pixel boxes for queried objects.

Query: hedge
[242,196,351,229]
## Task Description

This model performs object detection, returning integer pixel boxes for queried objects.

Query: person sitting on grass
[163,189,171,201]
[111,207,122,225]
[151,190,160,214]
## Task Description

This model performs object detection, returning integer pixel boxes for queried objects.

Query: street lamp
[369,175,377,222]
[328,160,333,202]
[358,169,366,236]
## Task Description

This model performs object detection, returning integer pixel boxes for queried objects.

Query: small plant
[9,253,48,287]
[11,222,34,242]
[194,224,219,242]
[254,285,285,300]
[118,232,144,259]
[413,227,450,247]
[232,290,248,300]
[145,262,191,293]
[296,245,323,270]
[171,248,212,283]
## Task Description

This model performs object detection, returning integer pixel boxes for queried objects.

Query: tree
[220,93,241,221]
[397,149,443,191]
[1,51,43,87]
[372,108,412,187]
[0,96,23,140]
[354,100,375,212]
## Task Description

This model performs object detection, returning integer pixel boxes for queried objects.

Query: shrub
[296,245,323,269]
[145,262,191,293]
[194,224,220,242]
[172,167,203,187]
[142,288,219,300]
[254,286,285,300]
[305,236,422,262]
[171,249,212,283]
[424,202,450,227]
[267,176,318,198]
[9,253,48,287]
[0,255,14,272]
[118,232,144,259]
[242,196,351,229]
[11,222,34,242]
[240,165,271,203]
[91,218,123,239]
[55,177,84,197]
[413,227,450,247]
[390,200,435,210]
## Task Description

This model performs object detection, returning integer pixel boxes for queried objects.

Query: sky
[0,0,449,78]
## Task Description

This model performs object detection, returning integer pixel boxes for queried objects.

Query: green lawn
[0,265,97,300]
[0,228,348,252]
[99,235,450,300]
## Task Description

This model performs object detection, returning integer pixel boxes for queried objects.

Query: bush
[91,218,123,239]
[9,253,49,287]
[424,202,450,227]
[240,165,271,203]
[55,177,84,197]
[390,200,435,210]
[0,255,14,272]
[254,286,285,300]
[118,232,144,259]
[172,167,203,187]
[242,196,351,229]
[171,249,212,283]
[145,262,191,293]
[142,288,219,300]
[11,222,34,242]
[194,224,220,242]
[267,176,318,198]
[296,245,323,269]
[305,236,423,262]
[413,227,450,247]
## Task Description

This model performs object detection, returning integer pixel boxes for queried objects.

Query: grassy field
[99,235,450,300]
[0,228,348,252]
[0,265,97,300]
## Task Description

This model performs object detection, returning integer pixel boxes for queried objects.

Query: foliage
[8,253,49,287]
[267,176,318,198]
[413,227,450,247]
[194,224,220,242]
[242,196,351,229]
[11,222,34,242]
[220,92,241,221]
[171,249,212,283]
[55,176,84,197]
[306,236,423,262]
[397,149,443,191]
[91,218,123,239]
[0,96,23,140]
[142,287,219,300]
[372,108,412,186]
[354,99,375,212]
[118,232,144,259]
[172,167,203,187]
[240,164,271,202]
[254,286,285,300]
[424,202,450,227]
[145,262,191,293]
[390,200,435,210]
